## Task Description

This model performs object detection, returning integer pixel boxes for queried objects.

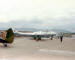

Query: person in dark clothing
[0,39,8,43]
[60,36,63,43]
[0,39,8,47]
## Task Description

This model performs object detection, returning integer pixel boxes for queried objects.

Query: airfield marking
[38,49,75,56]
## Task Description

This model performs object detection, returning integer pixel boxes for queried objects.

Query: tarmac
[0,36,75,60]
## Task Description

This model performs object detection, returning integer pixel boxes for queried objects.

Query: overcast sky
[0,0,75,31]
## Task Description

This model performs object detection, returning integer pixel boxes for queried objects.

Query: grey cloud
[0,17,75,32]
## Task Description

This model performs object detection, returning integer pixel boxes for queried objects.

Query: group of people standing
[50,32,64,43]
[0,28,14,47]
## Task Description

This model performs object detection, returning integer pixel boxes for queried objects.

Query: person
[2,31,7,40]
[0,31,8,47]
[59,32,64,43]
[60,35,63,43]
